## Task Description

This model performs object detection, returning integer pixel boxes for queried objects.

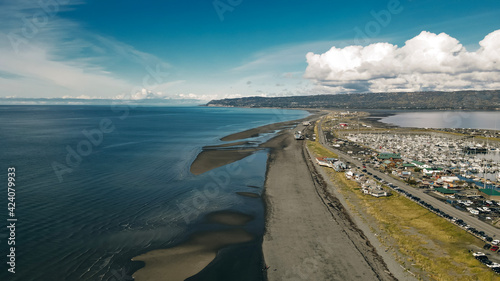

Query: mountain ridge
[206,90,500,110]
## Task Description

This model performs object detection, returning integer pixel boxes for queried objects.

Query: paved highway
[317,118,500,240]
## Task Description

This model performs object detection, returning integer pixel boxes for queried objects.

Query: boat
[463,146,488,154]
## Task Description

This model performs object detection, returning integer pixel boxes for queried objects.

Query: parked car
[488,262,500,268]
[482,259,493,266]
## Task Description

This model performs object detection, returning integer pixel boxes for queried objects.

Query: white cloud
[0,1,173,99]
[304,30,500,93]
[0,42,133,98]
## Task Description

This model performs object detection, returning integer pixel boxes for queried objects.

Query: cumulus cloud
[304,30,500,93]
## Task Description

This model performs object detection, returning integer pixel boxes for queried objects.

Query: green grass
[306,140,338,158]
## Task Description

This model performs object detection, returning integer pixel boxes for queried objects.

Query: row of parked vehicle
[356,161,500,274]
[385,183,495,243]
[473,252,500,274]
[389,183,500,274]
[458,199,500,215]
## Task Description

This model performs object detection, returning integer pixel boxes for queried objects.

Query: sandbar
[205,210,254,226]
[132,229,254,281]
[190,148,259,175]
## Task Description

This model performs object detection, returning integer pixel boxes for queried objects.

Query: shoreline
[132,109,402,281]
[189,113,321,175]
[132,113,320,281]
[358,110,398,129]
[132,107,500,281]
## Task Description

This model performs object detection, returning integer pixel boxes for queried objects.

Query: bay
[0,105,308,281]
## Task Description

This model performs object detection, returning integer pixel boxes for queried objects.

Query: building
[333,161,347,172]
[437,176,461,188]
[440,176,460,183]
[369,189,389,197]
[377,153,403,167]
[401,171,412,177]
[411,160,430,169]
[361,179,389,197]
[316,157,333,168]
[434,187,459,197]
[479,189,500,201]
[402,163,416,170]
[362,185,389,197]
[422,167,444,176]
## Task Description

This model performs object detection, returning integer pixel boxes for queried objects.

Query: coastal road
[317,118,500,240]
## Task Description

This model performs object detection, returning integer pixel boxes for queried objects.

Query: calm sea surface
[0,105,308,281]
[379,111,500,130]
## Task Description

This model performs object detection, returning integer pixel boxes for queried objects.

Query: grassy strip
[314,120,320,139]
[306,140,338,159]
[308,143,498,280]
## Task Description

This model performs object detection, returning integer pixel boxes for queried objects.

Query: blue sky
[1,0,499,101]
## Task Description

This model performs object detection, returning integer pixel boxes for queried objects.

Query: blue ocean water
[0,105,308,281]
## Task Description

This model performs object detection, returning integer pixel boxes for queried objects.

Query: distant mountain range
[206,90,500,110]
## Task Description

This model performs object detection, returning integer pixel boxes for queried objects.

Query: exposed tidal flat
[0,105,308,281]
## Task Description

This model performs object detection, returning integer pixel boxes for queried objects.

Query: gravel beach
[262,125,397,281]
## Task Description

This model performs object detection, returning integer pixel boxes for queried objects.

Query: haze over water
[0,105,308,281]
